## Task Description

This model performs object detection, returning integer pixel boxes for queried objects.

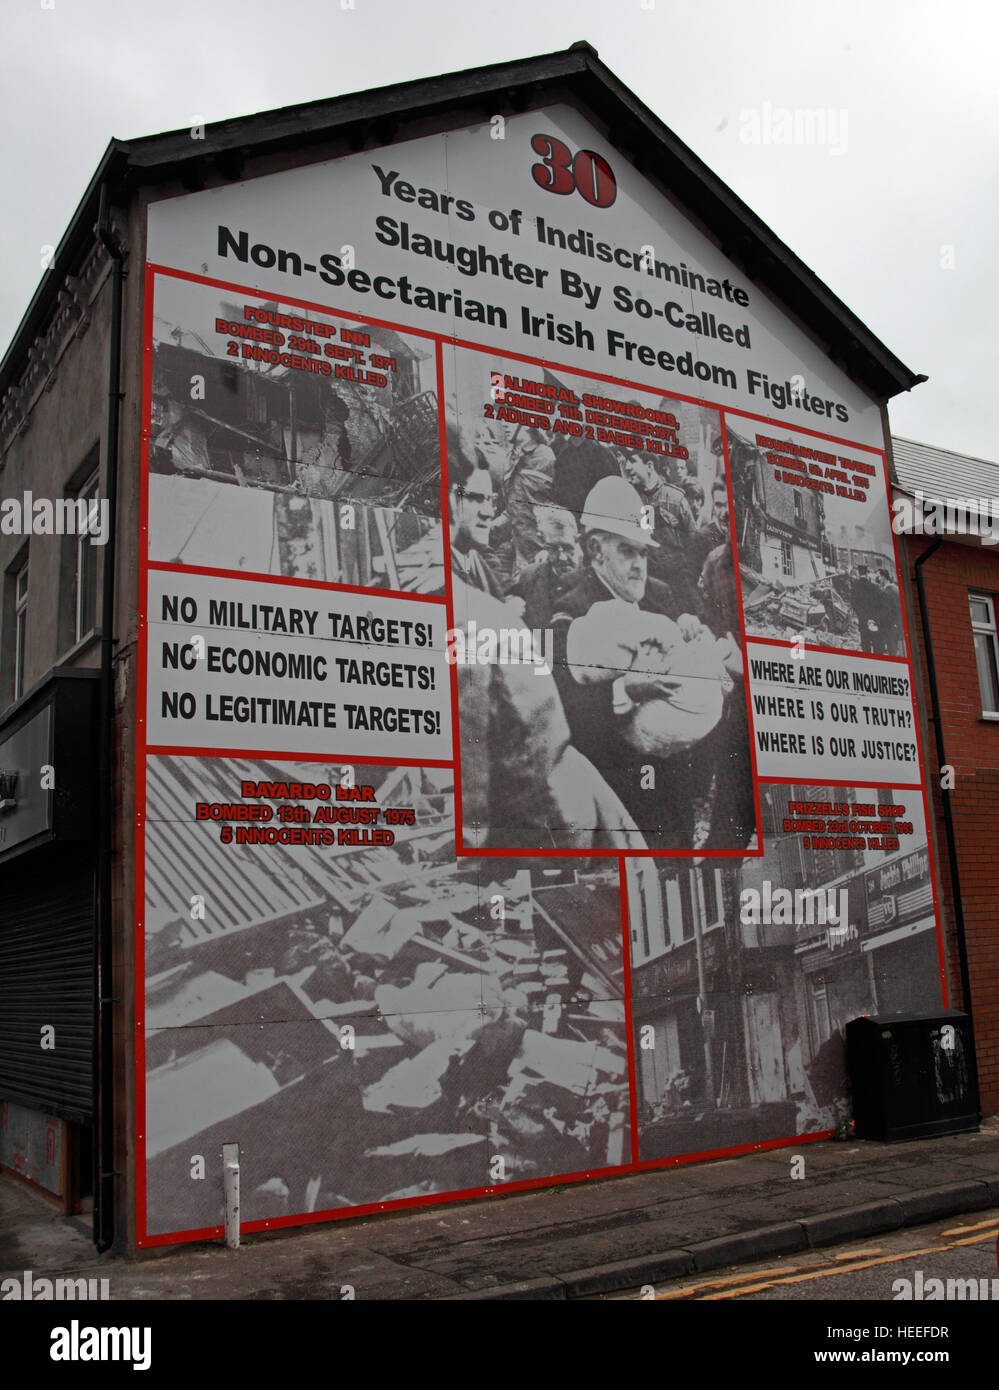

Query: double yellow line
[652,1216,999,1300]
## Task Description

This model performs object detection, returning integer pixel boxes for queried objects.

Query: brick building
[893,436,999,1114]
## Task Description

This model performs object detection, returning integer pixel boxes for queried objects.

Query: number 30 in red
[530,134,617,208]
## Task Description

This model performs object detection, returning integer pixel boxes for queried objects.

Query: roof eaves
[121,41,925,401]
[0,139,130,399]
[1,42,923,408]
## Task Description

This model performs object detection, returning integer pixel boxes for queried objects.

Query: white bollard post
[222,1142,240,1249]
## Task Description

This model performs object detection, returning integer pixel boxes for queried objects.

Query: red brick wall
[904,535,999,1114]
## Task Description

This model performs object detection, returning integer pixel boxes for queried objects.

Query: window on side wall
[969,592,999,717]
[14,557,29,701]
[73,471,101,643]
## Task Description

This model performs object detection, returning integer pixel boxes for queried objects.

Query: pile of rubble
[144,758,631,1228]
[741,573,858,646]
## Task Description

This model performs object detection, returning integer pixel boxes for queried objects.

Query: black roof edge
[1,42,924,405]
[0,138,127,397]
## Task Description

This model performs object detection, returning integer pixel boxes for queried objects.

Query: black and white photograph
[627,782,940,1162]
[148,275,444,591]
[143,755,629,1235]
[445,350,757,853]
[728,421,906,654]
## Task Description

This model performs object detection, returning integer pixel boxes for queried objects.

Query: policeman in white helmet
[550,475,706,849]
[577,475,659,603]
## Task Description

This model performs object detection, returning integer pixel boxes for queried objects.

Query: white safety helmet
[579,476,658,549]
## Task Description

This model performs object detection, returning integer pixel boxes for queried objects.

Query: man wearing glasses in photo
[446,455,505,598]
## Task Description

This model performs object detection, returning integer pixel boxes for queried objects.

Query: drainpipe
[93,184,125,1250]
[912,536,981,1114]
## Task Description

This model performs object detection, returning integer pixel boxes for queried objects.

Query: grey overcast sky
[1,0,995,461]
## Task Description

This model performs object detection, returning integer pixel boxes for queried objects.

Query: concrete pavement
[2,1116,997,1300]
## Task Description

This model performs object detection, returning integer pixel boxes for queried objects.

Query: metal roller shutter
[0,844,95,1124]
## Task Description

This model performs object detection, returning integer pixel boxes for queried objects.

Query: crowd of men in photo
[833,565,905,656]
[442,396,758,854]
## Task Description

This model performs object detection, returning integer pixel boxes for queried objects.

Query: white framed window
[14,560,28,700]
[697,865,724,932]
[780,539,794,577]
[627,860,667,966]
[74,471,100,642]
[810,976,832,1048]
[970,593,999,716]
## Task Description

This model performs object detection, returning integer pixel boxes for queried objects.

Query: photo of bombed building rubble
[148,277,445,591]
[726,422,905,655]
[627,783,940,1161]
[144,757,629,1234]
